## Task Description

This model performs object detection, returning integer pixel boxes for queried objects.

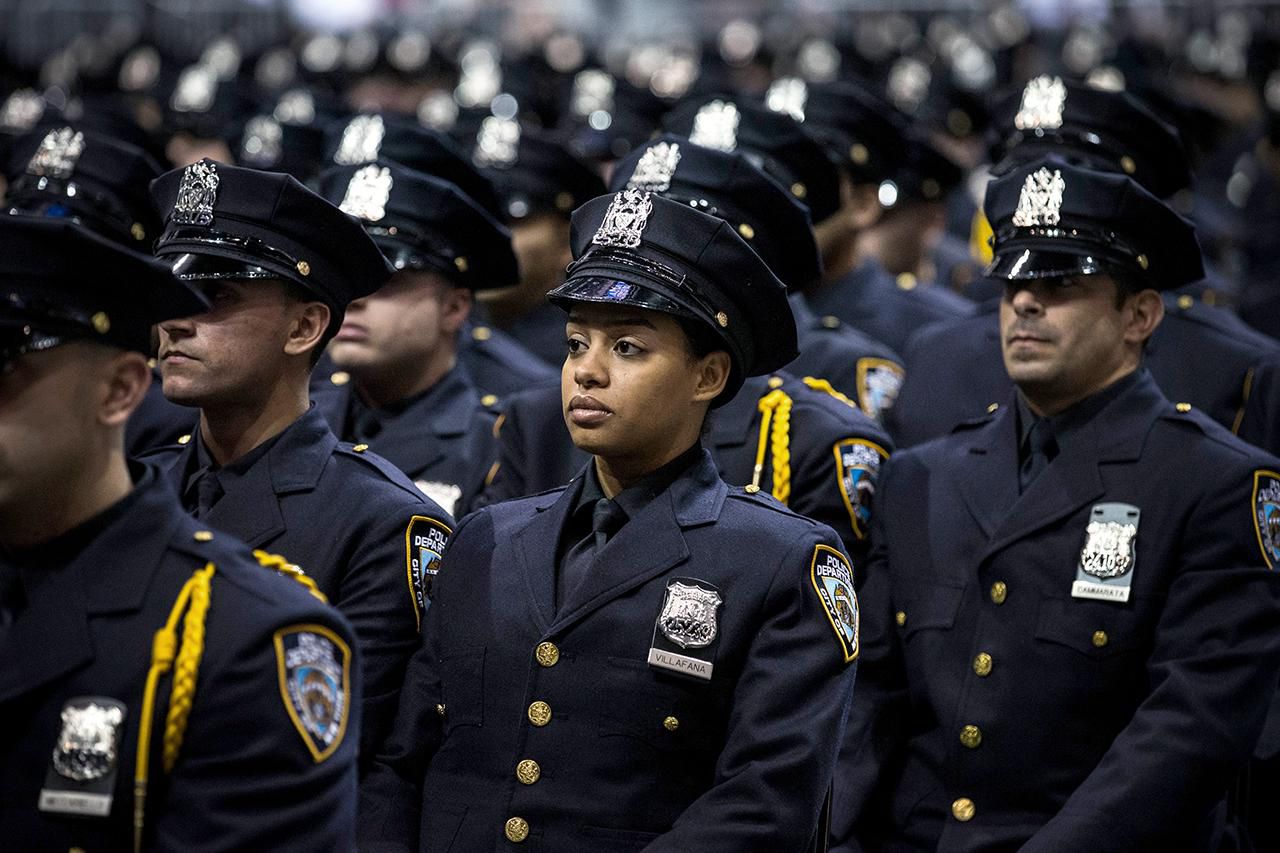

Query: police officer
[311,159,518,515]
[0,217,361,850]
[140,160,453,775]
[833,158,1280,851]
[361,189,859,852]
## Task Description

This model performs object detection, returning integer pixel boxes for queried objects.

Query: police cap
[470,120,605,222]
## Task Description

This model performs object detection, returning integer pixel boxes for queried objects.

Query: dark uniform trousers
[142,406,453,776]
[475,372,893,562]
[360,452,858,852]
[311,362,499,517]
[888,295,1280,454]
[833,372,1280,852]
[0,467,361,851]
[804,259,974,356]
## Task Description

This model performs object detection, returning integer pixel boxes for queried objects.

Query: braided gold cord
[803,376,857,409]
[755,389,793,505]
[254,549,328,603]
[163,563,214,772]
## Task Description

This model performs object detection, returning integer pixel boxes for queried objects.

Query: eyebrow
[567,313,657,331]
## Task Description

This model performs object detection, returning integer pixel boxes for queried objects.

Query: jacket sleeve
[643,525,858,853]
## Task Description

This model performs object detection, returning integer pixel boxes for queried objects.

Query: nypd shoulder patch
[810,545,859,664]
[406,515,452,624]
[855,358,904,423]
[1253,470,1280,570]
[833,438,889,540]
[273,625,351,763]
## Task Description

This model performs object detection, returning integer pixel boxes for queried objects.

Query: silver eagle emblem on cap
[658,582,723,649]
[473,116,520,169]
[690,100,740,152]
[170,64,217,114]
[625,142,681,193]
[339,164,393,222]
[1011,167,1065,227]
[592,189,653,249]
[1015,75,1067,132]
[334,114,385,166]
[52,701,125,782]
[26,127,85,179]
[239,116,283,168]
[172,160,220,226]
[766,77,808,122]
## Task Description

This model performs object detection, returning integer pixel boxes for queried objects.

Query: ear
[97,351,152,428]
[439,285,473,336]
[283,300,331,358]
[691,350,731,405]
[1123,289,1164,347]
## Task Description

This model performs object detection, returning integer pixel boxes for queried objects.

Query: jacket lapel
[948,401,1021,541]
[510,483,578,634]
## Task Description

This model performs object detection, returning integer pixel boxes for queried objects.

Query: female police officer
[359,188,860,852]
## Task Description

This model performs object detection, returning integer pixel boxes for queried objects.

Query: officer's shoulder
[724,484,823,526]
[779,375,892,440]
[462,485,569,532]
[1157,401,1275,465]
[134,433,193,462]
[329,441,434,497]
[1163,295,1280,352]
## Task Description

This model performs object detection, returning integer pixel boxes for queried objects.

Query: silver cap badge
[658,581,723,649]
[170,64,217,114]
[592,189,653,249]
[333,114,385,166]
[571,69,615,117]
[274,88,316,125]
[26,127,85,179]
[1,89,44,131]
[765,77,808,122]
[239,117,282,168]
[473,116,520,169]
[1011,167,1065,227]
[887,57,931,114]
[689,100,740,152]
[339,164,393,222]
[625,142,681,193]
[1014,75,1067,132]
[172,160,220,226]
[52,701,125,782]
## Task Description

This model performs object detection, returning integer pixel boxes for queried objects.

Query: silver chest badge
[1015,75,1067,132]
[333,114,385,166]
[626,142,681,193]
[690,100,740,152]
[592,189,653,249]
[1072,503,1140,602]
[39,697,128,817]
[27,127,85,179]
[649,578,723,681]
[172,160,220,226]
[766,77,808,122]
[1012,167,1065,228]
[339,164,394,222]
[473,116,520,168]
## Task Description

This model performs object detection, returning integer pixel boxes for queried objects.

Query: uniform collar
[344,363,478,440]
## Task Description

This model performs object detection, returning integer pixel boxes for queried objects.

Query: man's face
[328,270,466,375]
[562,304,715,468]
[1000,273,1137,411]
[157,278,304,408]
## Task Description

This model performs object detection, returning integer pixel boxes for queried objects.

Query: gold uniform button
[193,530,214,542]
[821,315,841,329]
[535,642,560,667]
[528,701,552,727]
[1092,630,1109,648]
[472,326,493,342]
[973,653,993,677]
[352,443,369,453]
[896,272,918,291]
[1120,155,1137,175]
[481,393,499,407]
[952,797,976,822]
[330,371,351,386]
[504,816,530,842]
[959,725,983,749]
[768,376,784,389]
[895,611,906,627]
[663,716,680,732]
[738,222,755,240]
[516,759,541,785]
[990,581,1008,605]
[1177,295,1194,310]
[986,402,1000,414]
[435,703,446,716]
[744,484,761,494]
[177,433,192,445]
[1176,402,1192,413]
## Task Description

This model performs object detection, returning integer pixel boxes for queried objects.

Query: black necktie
[1019,419,1058,493]
[557,499,627,610]
[193,470,224,519]
[0,564,23,628]
[351,406,382,443]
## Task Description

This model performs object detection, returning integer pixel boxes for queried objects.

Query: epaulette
[802,375,858,409]
[331,441,425,499]
[949,401,1002,433]
[253,549,327,603]
[726,484,817,522]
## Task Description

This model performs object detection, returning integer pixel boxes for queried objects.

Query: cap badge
[339,164,393,222]
[690,100,740,152]
[473,116,520,168]
[1012,167,1065,228]
[239,116,283,168]
[170,64,217,114]
[765,77,808,122]
[26,127,85,179]
[887,57,931,114]
[592,189,653,249]
[333,114,385,165]
[571,69,615,117]
[1,89,44,132]
[626,141,681,193]
[172,160,220,226]
[273,88,316,125]
[1014,75,1066,131]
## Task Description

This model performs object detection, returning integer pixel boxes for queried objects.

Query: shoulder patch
[810,545,859,664]
[855,358,904,422]
[834,438,889,540]
[273,625,351,763]
[1253,470,1280,569]
[407,515,452,624]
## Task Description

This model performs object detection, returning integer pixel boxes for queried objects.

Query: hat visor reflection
[986,248,1109,281]
[166,252,288,283]
[547,275,702,323]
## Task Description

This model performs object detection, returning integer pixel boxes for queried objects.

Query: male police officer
[0,217,361,850]
[312,159,518,515]
[361,189,859,852]
[833,158,1280,852]
[141,160,453,775]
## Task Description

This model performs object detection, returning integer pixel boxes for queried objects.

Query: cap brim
[548,275,702,323]
[986,247,1108,281]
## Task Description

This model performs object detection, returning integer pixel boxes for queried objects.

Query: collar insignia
[626,141,681,193]
[1015,75,1067,131]
[473,116,520,168]
[172,160,220,226]
[333,114,385,165]
[27,127,85,179]
[765,77,808,122]
[689,100,740,152]
[592,189,653,249]
[1012,167,1065,227]
[340,164,393,222]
